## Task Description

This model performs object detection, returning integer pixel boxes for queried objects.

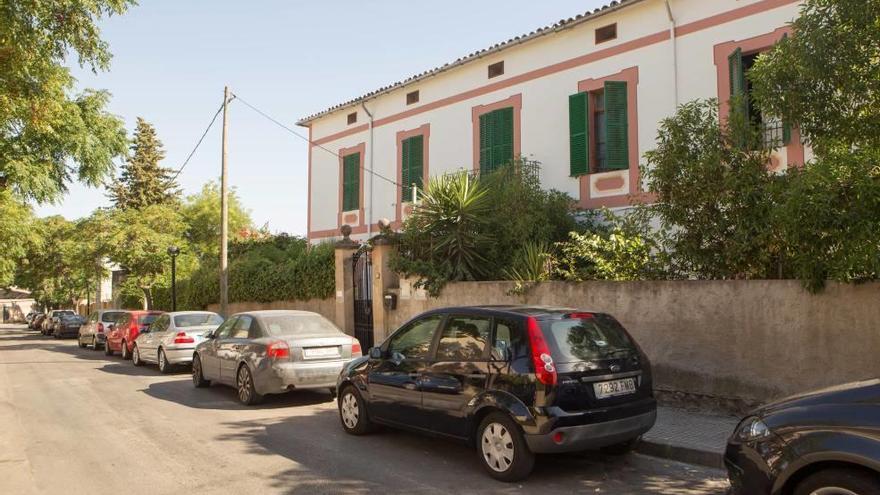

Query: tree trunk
[141,286,153,310]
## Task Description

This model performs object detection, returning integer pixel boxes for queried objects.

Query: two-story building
[298,0,808,244]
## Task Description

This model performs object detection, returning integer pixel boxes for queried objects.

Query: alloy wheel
[481,422,515,473]
[810,489,859,495]
[237,367,251,403]
[158,350,166,372]
[192,358,201,385]
[340,392,359,429]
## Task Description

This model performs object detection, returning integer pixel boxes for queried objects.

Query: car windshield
[101,312,124,323]
[539,314,637,363]
[174,313,223,328]
[55,310,74,316]
[138,314,160,325]
[260,314,340,337]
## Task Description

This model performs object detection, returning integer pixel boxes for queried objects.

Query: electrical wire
[231,92,402,188]
[167,99,229,183]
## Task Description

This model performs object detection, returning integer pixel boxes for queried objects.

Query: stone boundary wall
[207,298,335,322]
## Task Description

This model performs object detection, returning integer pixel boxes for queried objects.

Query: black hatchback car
[336,305,657,481]
[725,379,880,495]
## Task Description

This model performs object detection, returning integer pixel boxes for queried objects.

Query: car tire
[158,349,172,374]
[120,341,130,360]
[92,337,99,350]
[236,365,263,406]
[78,338,86,349]
[794,468,880,495]
[338,385,375,435]
[104,341,113,356]
[192,355,210,388]
[476,412,535,482]
[132,345,143,367]
[601,436,641,455]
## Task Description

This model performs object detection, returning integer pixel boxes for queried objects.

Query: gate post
[334,225,359,335]
[370,226,399,344]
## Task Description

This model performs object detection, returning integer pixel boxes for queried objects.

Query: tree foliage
[108,117,180,209]
[0,0,132,202]
[0,191,36,286]
[181,181,253,258]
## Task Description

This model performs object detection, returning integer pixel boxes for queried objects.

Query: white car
[132,311,224,373]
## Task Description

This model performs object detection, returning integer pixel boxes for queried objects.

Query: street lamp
[167,246,180,311]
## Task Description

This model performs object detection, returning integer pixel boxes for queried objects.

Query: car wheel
[236,365,263,406]
[92,336,99,350]
[477,412,535,482]
[132,345,143,366]
[120,341,130,360]
[794,468,880,495]
[104,340,113,356]
[78,337,86,349]
[192,355,210,388]
[158,349,172,374]
[601,436,641,455]
[338,386,375,435]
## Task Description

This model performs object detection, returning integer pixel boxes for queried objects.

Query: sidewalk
[638,406,740,469]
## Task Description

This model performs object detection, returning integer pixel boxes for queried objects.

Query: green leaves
[108,117,180,210]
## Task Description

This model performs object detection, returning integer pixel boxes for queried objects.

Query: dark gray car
[191,310,362,405]
[78,310,126,349]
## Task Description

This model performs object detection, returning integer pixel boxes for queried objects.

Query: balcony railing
[762,117,786,150]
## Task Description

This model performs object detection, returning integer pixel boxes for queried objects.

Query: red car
[105,310,163,359]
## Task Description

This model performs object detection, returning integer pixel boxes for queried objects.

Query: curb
[636,439,725,470]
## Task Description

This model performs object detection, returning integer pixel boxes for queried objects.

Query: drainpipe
[361,101,375,239]
[664,0,679,112]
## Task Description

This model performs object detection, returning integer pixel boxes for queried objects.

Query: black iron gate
[352,248,374,349]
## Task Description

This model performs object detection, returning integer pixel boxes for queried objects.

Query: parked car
[78,310,126,350]
[133,311,224,373]
[725,379,880,495]
[41,310,74,336]
[29,313,46,330]
[54,313,87,339]
[191,310,361,405]
[104,310,163,359]
[25,312,38,326]
[336,306,656,481]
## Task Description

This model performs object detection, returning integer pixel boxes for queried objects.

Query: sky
[37,0,608,235]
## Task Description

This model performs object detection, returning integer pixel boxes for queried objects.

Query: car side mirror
[205,331,215,339]
[368,347,383,359]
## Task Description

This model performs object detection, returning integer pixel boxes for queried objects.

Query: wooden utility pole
[220,86,230,317]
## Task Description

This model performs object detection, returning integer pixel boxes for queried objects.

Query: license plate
[303,347,340,359]
[593,378,637,399]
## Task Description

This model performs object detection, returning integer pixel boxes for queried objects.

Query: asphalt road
[0,324,730,495]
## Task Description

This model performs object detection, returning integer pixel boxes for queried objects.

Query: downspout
[361,101,375,238]
[664,0,679,111]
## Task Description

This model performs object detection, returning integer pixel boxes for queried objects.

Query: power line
[168,98,229,182]
[230,92,402,188]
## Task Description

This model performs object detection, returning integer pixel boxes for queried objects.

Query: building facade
[298,0,807,243]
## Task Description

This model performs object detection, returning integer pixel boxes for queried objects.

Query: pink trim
[576,66,640,209]
[471,94,522,171]
[314,124,369,146]
[676,0,799,37]
[395,124,431,223]
[714,26,805,167]
[337,143,366,229]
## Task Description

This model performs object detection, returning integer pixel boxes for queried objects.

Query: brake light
[173,332,194,344]
[351,339,362,357]
[97,323,104,333]
[567,312,594,319]
[526,317,557,386]
[267,341,290,360]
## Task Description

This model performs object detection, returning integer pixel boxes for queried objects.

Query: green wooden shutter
[401,135,423,202]
[495,107,514,170]
[728,47,749,119]
[479,113,491,172]
[569,92,589,176]
[342,153,359,211]
[401,138,411,203]
[604,81,629,170]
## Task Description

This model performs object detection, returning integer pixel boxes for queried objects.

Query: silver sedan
[132,311,224,373]
[191,310,362,405]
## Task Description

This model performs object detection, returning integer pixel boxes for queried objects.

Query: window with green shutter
[728,47,749,120]
[401,135,424,203]
[478,107,514,174]
[568,92,589,176]
[342,152,360,211]
[604,80,629,170]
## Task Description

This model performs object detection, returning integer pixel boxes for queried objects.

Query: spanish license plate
[303,347,340,359]
[593,378,637,399]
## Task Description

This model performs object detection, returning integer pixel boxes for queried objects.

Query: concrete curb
[636,439,724,470]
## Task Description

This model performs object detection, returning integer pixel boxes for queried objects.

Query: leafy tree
[0,191,37,286]
[16,215,92,308]
[181,181,253,258]
[108,117,179,209]
[750,0,880,150]
[0,0,131,202]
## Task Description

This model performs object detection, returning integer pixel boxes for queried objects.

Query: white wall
[306,0,803,242]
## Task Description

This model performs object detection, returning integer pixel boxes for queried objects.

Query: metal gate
[352,248,374,349]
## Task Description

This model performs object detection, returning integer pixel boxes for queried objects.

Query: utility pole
[220,86,230,318]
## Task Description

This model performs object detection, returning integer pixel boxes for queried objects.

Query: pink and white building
[297,0,808,243]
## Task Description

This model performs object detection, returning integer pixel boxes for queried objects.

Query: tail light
[97,323,104,333]
[351,339,362,357]
[526,316,557,386]
[173,332,194,344]
[267,341,290,360]
[567,312,594,319]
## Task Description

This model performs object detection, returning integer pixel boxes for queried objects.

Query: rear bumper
[163,346,196,365]
[256,360,347,395]
[525,409,656,453]
[58,328,81,337]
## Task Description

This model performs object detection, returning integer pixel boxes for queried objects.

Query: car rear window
[174,313,223,327]
[260,314,340,337]
[138,314,160,325]
[101,312,124,323]
[539,314,637,363]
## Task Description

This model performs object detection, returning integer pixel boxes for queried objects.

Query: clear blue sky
[37,0,606,235]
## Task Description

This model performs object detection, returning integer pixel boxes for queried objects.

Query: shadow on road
[142,379,334,411]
